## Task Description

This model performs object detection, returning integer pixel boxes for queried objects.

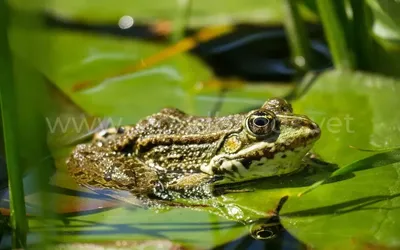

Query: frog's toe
[303,153,338,170]
[151,181,174,201]
[207,175,224,184]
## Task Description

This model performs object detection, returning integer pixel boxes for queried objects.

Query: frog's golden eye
[245,110,277,138]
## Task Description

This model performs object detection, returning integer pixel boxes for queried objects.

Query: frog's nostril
[310,122,319,130]
[310,122,321,138]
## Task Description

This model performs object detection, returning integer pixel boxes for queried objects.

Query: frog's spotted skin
[67,98,321,201]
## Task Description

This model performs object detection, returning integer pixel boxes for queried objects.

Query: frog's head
[243,98,320,148]
[207,98,320,181]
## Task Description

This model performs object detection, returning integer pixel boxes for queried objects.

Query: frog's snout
[307,119,319,131]
[310,121,319,130]
[311,121,321,138]
[291,114,321,140]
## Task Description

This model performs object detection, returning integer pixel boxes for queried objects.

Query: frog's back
[116,108,246,179]
[133,108,244,137]
[69,108,246,187]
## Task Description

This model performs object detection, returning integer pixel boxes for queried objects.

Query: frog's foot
[165,173,215,199]
[286,153,337,177]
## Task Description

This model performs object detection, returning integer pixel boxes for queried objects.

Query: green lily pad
[9,27,215,119]
[9,26,293,119]
[279,70,400,249]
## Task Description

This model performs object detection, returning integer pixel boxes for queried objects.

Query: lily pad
[9,26,293,119]
[9,27,216,119]
[279,70,400,249]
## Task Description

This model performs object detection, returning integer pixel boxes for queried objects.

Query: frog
[66,98,320,202]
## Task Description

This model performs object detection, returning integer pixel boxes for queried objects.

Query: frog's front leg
[165,173,215,199]
[300,152,338,174]
[165,172,258,199]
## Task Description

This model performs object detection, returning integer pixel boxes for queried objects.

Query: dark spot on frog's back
[119,141,135,155]
[87,180,100,186]
[73,171,85,177]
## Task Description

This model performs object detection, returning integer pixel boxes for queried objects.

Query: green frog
[67,98,320,201]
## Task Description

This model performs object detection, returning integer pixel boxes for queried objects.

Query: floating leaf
[280,70,400,249]
[9,27,214,119]
[299,148,400,197]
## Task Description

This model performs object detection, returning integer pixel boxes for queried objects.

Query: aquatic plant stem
[282,0,314,72]
[0,2,28,248]
[171,0,192,42]
[349,0,374,70]
[316,0,356,70]
[12,8,56,246]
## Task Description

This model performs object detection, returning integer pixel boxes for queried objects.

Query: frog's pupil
[254,117,268,127]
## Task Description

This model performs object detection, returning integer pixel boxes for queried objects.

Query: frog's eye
[245,110,277,138]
